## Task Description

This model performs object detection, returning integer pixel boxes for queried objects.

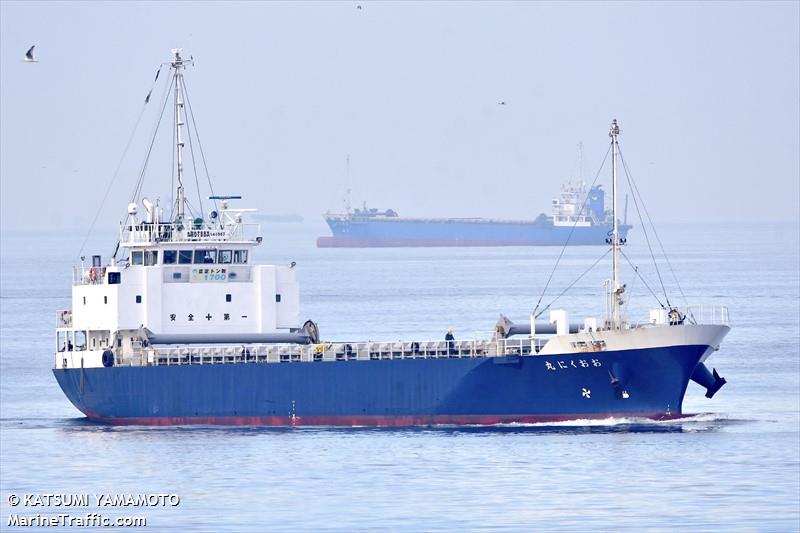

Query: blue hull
[53,344,706,426]
[318,217,632,247]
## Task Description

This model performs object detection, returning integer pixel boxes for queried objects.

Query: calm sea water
[1,221,798,532]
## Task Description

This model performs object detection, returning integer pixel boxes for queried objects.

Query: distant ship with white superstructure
[318,182,632,247]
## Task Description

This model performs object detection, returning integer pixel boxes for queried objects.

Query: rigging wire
[620,248,665,307]
[184,198,199,221]
[622,258,640,323]
[181,80,219,222]
[183,97,205,219]
[169,85,176,222]
[617,147,670,308]
[532,144,611,317]
[113,69,174,258]
[617,146,690,310]
[534,249,611,319]
[78,66,164,258]
[130,71,174,209]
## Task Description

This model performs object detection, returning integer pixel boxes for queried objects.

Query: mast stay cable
[183,96,205,221]
[181,80,219,222]
[534,249,611,319]
[112,70,174,259]
[532,144,611,318]
[617,146,690,312]
[131,72,174,207]
[78,66,164,258]
[620,248,665,307]
[617,147,670,308]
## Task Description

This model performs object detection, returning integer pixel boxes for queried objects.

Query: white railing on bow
[684,305,730,326]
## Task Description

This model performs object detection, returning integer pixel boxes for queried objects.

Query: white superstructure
[55,50,301,370]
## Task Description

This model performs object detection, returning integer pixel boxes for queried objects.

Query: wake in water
[451,412,742,434]
[0,411,749,436]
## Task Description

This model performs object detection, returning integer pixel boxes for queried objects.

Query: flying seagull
[356,4,362,9]
[498,101,506,105]
[24,45,37,62]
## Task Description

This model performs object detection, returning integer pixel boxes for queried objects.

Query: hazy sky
[1,1,798,232]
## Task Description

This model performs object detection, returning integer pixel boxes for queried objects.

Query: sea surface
[1,221,798,532]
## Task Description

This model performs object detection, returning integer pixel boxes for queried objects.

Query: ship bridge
[60,196,302,370]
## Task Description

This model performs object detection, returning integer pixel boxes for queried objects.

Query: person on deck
[445,328,456,355]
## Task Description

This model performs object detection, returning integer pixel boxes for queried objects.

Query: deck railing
[684,305,730,326]
[73,266,108,286]
[139,337,547,367]
[120,222,260,245]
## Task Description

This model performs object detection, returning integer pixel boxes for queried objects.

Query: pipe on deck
[146,333,313,345]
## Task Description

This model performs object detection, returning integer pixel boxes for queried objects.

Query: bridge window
[74,331,87,352]
[135,295,142,303]
[194,249,217,264]
[178,250,193,264]
[132,251,144,265]
[163,250,177,264]
[108,272,121,284]
[57,331,67,352]
[145,251,158,266]
[219,250,233,264]
[233,250,248,264]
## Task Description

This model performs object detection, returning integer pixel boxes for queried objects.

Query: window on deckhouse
[194,249,217,264]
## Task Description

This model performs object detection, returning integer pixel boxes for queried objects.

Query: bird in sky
[24,45,38,63]
[356,4,362,10]
[498,101,506,105]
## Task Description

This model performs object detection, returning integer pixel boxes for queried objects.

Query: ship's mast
[172,49,188,223]
[610,119,622,329]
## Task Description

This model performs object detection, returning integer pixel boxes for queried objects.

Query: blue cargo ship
[52,51,729,426]
[318,183,632,247]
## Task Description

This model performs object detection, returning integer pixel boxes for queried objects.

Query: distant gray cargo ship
[317,183,631,247]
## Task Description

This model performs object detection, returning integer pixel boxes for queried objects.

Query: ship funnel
[690,363,727,399]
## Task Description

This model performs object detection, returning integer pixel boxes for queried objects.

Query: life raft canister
[101,350,114,368]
